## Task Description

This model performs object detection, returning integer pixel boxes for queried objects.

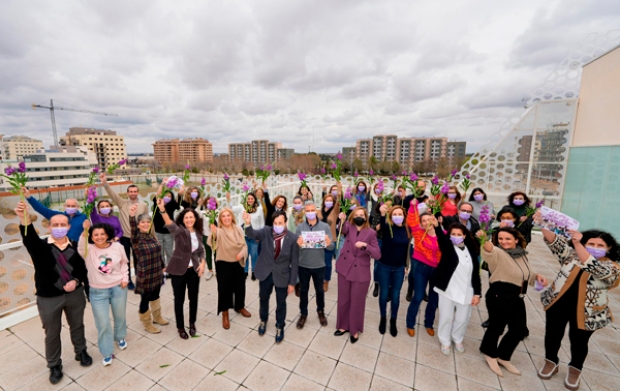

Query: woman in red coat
[334,206,381,343]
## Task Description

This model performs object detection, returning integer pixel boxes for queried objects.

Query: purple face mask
[501,220,515,227]
[586,246,607,259]
[190,192,199,200]
[450,236,465,245]
[459,211,471,220]
[65,207,78,215]
[473,194,484,202]
[512,199,525,206]
[293,204,303,211]
[51,227,69,239]
[324,201,334,209]
[447,193,457,200]
[392,215,404,225]
[358,185,366,192]
[331,191,338,197]
[305,212,317,220]
[375,189,382,194]
[273,225,285,234]
[163,196,172,204]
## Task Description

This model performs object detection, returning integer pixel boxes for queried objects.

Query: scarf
[272,230,286,259]
[321,206,334,223]
[504,247,528,259]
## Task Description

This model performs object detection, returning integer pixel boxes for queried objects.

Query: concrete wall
[573,46,620,147]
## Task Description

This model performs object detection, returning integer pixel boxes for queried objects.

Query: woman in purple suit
[334,207,381,343]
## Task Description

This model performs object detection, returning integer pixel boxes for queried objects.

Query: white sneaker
[102,356,113,366]
[117,339,128,350]
[440,345,451,356]
[454,342,465,354]
[205,270,214,280]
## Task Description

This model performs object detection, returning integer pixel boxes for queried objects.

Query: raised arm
[406,199,422,231]
[100,173,125,208]
[23,188,60,220]
[434,222,452,253]
[77,220,92,258]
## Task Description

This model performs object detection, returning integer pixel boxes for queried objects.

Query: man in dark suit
[441,201,481,234]
[244,210,299,343]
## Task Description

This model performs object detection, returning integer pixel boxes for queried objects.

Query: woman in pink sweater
[80,220,129,367]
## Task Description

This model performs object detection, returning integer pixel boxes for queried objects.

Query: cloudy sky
[2,0,620,154]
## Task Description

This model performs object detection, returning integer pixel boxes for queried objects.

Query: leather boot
[139,310,161,334]
[378,317,387,334]
[222,310,230,330]
[389,318,398,337]
[150,299,169,325]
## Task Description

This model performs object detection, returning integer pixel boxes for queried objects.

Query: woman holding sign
[535,212,620,391]
[334,207,381,343]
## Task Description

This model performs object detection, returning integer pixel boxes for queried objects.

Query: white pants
[437,295,472,346]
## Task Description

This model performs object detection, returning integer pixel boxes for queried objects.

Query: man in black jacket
[244,210,299,343]
[16,201,92,385]
[441,202,481,234]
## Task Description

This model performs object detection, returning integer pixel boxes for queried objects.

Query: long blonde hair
[218,207,238,227]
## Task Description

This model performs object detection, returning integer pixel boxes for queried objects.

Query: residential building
[228,140,291,164]
[346,136,464,166]
[0,146,97,190]
[152,138,213,164]
[1,135,44,161]
[342,147,356,162]
[59,127,127,170]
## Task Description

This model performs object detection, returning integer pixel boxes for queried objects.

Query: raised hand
[129,203,138,217]
[324,235,332,247]
[83,220,91,231]
[20,186,31,199]
[14,201,28,219]
[99,172,107,184]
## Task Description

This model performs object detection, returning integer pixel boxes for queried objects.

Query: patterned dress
[130,217,165,295]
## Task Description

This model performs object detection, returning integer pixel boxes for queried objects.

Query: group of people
[17,175,619,391]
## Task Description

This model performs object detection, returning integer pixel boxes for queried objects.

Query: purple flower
[354,171,359,177]
[409,172,418,182]
[465,174,471,179]
[18,161,26,173]
[167,178,178,189]
[331,162,337,170]
[369,169,374,176]
[266,164,272,170]
[440,182,450,194]
[336,152,342,160]
[242,183,250,192]
[344,187,353,200]
[118,159,127,166]
[185,164,191,170]
[201,177,206,186]
[207,197,217,211]
[479,206,491,224]
[377,181,384,191]
[92,166,100,173]
[298,172,307,181]
[86,186,98,203]
[431,176,439,185]
[259,165,264,171]
[535,199,545,208]
[4,166,16,176]
[321,167,326,174]
[223,173,230,180]
[402,170,408,176]
[450,168,458,177]
[390,174,397,181]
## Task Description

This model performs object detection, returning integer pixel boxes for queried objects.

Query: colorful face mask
[392,215,404,225]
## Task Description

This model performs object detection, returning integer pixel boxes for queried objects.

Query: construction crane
[31,99,119,148]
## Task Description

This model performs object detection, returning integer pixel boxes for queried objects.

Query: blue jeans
[244,237,259,273]
[373,239,383,282]
[375,261,405,318]
[324,249,335,281]
[90,285,128,357]
[405,260,439,329]
[334,234,346,262]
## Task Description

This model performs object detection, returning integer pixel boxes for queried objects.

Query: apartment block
[1,135,44,160]
[346,135,465,166]
[228,140,291,164]
[152,138,213,164]
[59,127,127,170]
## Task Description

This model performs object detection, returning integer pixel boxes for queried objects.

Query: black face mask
[353,217,366,226]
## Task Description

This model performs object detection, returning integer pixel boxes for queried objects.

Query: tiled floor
[1,235,620,390]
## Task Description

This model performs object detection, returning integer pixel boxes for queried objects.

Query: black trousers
[215,261,246,313]
[37,287,87,368]
[119,236,134,285]
[545,297,595,370]
[480,283,527,361]
[139,286,161,314]
[299,266,325,316]
[170,267,200,329]
[259,273,288,329]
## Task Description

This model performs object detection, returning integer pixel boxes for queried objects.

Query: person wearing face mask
[439,185,461,217]
[22,187,87,242]
[297,184,314,202]
[405,199,441,338]
[442,202,481,234]
[79,220,130,366]
[288,196,305,232]
[375,204,410,336]
[152,185,180,268]
[228,191,264,280]
[494,208,533,246]
[476,227,548,377]
[198,194,217,280]
[503,192,534,244]
[179,186,202,209]
[354,180,370,209]
[157,201,207,339]
[393,185,407,207]
[334,207,381,343]
[534,212,620,391]
[318,192,340,292]
[295,201,334,329]
[208,208,249,329]
[432,222,481,355]
[90,200,122,242]
[402,180,429,212]
[100,173,148,291]
[369,195,386,298]
[468,187,495,223]
[244,210,299,343]
[322,184,339,201]
[16,201,92,384]
[128,204,168,334]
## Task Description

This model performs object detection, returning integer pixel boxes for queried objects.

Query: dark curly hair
[570,230,620,261]
[175,208,204,236]
[507,191,531,207]
[88,223,116,244]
